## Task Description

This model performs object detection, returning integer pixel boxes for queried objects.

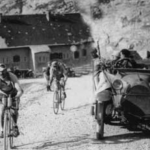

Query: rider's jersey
[0,72,21,96]
[49,61,68,83]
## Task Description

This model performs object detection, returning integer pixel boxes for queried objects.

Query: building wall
[0,47,32,69]
[50,42,93,67]
[0,42,93,73]
[35,52,50,72]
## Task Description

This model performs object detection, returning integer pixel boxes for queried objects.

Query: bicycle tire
[3,111,9,150]
[60,89,65,110]
[9,113,13,149]
[53,91,59,114]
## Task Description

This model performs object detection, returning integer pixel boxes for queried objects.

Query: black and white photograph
[0,0,150,150]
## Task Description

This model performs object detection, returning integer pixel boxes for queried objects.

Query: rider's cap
[0,63,6,72]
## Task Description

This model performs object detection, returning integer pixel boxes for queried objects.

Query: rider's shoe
[11,126,20,137]
[47,85,50,91]
[63,92,66,99]
[0,131,3,138]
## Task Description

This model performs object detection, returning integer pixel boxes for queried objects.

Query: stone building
[0,12,93,73]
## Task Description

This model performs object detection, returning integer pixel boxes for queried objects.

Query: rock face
[77,0,150,59]
[1,0,150,58]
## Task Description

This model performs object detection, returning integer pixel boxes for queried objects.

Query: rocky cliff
[1,0,150,58]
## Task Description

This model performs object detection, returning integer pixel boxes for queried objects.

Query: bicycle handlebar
[2,94,19,110]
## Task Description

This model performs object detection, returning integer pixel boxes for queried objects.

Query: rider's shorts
[52,78,64,91]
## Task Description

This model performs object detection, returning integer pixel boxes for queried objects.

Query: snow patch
[0,36,7,48]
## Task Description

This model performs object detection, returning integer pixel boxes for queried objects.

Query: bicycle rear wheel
[60,89,65,110]
[3,111,9,150]
[53,91,59,114]
[9,115,13,149]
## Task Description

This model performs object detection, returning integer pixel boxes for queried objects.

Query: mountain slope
[1,0,150,59]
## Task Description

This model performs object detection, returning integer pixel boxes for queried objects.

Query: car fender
[95,90,112,102]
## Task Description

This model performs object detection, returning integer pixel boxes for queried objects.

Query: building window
[13,55,20,62]
[6,57,9,63]
[39,56,41,62]
[46,56,47,61]
[50,53,63,60]
[74,51,79,59]
[82,49,87,57]
[43,56,46,62]
[63,53,65,59]
[24,57,27,62]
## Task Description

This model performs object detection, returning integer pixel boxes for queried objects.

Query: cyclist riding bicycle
[0,64,23,138]
[49,61,68,98]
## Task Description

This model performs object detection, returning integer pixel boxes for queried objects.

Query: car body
[93,67,150,139]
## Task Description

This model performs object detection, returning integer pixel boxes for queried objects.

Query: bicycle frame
[1,92,18,150]
[53,78,66,114]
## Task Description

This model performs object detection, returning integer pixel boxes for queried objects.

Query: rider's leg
[10,100,20,137]
[46,76,50,91]
[53,80,59,102]
[11,109,18,126]
[0,102,5,138]
[62,87,66,98]
[60,79,66,99]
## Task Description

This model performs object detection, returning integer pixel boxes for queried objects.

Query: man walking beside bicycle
[49,61,68,99]
[0,64,23,138]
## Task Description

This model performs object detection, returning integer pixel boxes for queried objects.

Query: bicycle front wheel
[9,115,13,149]
[60,89,65,110]
[53,91,59,114]
[3,111,9,150]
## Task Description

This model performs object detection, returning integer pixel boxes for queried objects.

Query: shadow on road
[64,104,91,111]
[14,132,149,149]
[91,132,150,145]
[14,140,52,149]
[34,135,90,149]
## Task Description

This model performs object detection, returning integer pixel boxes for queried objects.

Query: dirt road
[0,74,150,150]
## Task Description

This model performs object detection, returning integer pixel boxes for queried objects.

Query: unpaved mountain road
[0,74,150,150]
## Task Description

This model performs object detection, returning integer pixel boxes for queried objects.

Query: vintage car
[92,61,150,139]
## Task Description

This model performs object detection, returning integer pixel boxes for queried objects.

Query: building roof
[0,13,92,48]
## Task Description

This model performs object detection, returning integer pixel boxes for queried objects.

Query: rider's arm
[62,65,68,85]
[49,67,54,86]
[8,72,23,98]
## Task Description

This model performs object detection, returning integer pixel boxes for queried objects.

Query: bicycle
[2,93,18,150]
[53,78,66,114]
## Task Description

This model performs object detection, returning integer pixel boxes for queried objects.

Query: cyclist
[49,61,68,98]
[0,64,23,138]
[44,61,51,91]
